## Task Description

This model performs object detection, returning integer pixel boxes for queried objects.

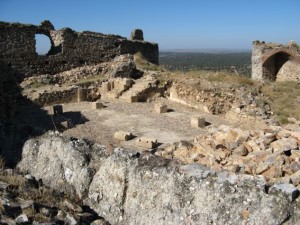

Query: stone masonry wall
[0,20,158,77]
[251,41,300,81]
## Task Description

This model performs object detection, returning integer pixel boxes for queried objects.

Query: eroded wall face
[0,21,158,77]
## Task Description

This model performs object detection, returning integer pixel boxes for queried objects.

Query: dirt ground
[43,98,232,151]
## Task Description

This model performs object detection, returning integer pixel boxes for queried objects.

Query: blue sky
[0,0,299,50]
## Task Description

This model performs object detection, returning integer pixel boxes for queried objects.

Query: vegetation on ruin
[134,52,164,72]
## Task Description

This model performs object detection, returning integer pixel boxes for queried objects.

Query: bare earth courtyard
[44,99,230,150]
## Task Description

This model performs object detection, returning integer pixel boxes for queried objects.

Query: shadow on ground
[0,62,88,167]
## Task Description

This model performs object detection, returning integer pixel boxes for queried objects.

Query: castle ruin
[252,40,300,81]
[0,20,158,77]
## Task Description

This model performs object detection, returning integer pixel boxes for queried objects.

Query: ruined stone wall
[0,21,158,77]
[251,41,300,81]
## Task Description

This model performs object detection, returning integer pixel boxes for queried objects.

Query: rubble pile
[0,170,108,224]
[156,125,300,187]
[170,81,274,125]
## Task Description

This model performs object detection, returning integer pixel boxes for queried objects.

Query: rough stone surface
[0,20,158,77]
[17,134,300,225]
[108,54,137,78]
[17,133,94,198]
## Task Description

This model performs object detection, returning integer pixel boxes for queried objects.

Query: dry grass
[134,52,163,71]
[162,69,254,86]
[262,81,300,124]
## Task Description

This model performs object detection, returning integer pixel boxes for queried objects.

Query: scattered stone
[290,170,300,186]
[63,199,82,213]
[233,145,248,156]
[271,138,298,152]
[114,131,134,141]
[191,116,206,128]
[269,183,299,202]
[136,137,158,149]
[92,102,104,109]
[154,103,168,114]
[256,162,269,174]
[91,219,108,225]
[291,161,300,173]
[66,213,77,225]
[15,214,28,224]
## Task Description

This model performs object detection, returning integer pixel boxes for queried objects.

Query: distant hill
[159,51,251,77]
[160,48,251,54]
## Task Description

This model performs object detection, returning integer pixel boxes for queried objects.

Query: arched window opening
[35,34,51,55]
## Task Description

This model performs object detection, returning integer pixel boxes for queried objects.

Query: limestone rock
[271,138,298,152]
[108,54,137,78]
[17,134,94,198]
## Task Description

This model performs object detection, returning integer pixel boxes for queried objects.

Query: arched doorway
[262,51,291,81]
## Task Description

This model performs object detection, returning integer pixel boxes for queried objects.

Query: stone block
[77,88,88,102]
[101,82,111,92]
[154,103,168,114]
[123,78,133,87]
[270,138,298,152]
[53,105,63,115]
[290,170,300,186]
[125,95,138,103]
[114,131,133,141]
[114,82,127,91]
[191,117,206,128]
[136,137,157,149]
[92,102,104,109]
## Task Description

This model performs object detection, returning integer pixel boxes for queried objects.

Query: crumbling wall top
[0,20,158,77]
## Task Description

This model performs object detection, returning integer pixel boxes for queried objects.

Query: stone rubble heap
[170,81,274,124]
[20,62,108,88]
[21,54,141,89]
[156,125,300,188]
[0,170,108,224]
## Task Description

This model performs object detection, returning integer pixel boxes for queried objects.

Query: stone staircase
[99,76,160,103]
[119,76,159,103]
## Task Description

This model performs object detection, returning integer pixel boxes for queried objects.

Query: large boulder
[17,134,300,224]
[108,54,140,79]
[17,133,96,198]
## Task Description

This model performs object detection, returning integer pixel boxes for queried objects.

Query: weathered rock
[108,54,137,78]
[91,219,108,225]
[290,170,300,186]
[270,138,298,152]
[225,129,250,145]
[15,214,28,224]
[17,133,94,198]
